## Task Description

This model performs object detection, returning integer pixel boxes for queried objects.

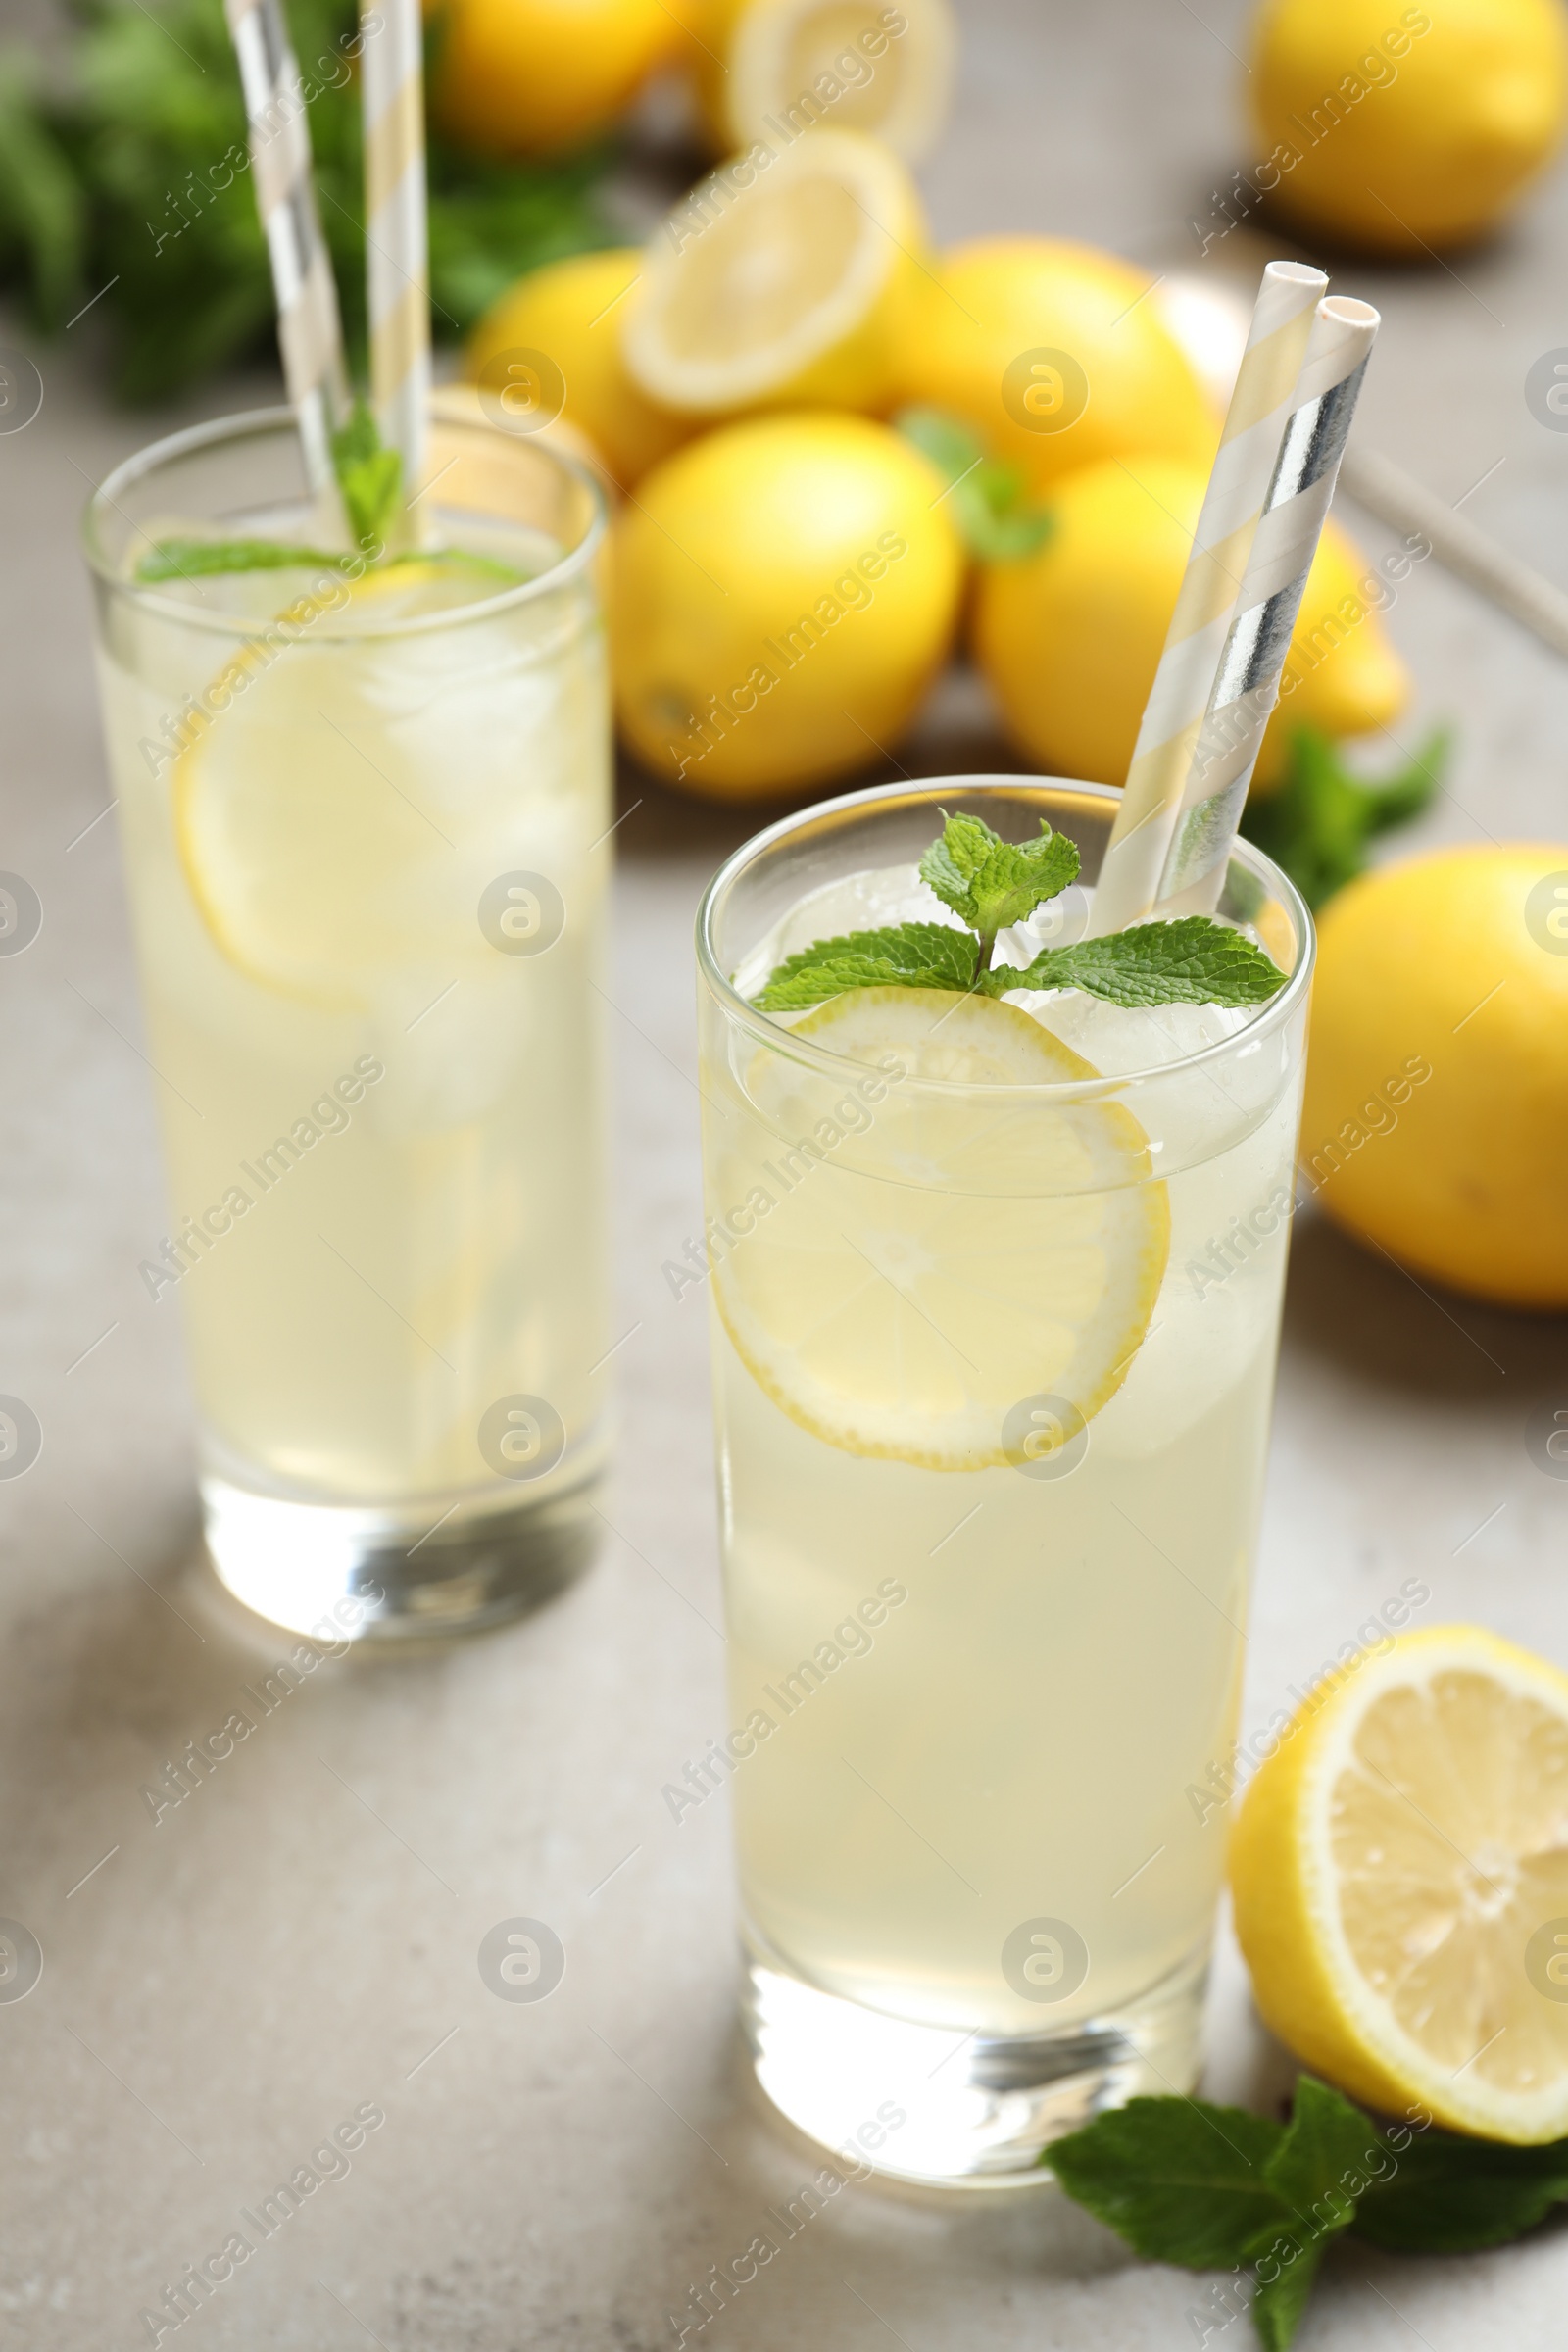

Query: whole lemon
[890,238,1215,497]
[430,0,682,156]
[1253,515,1414,790]
[970,457,1409,788]
[466,250,693,488]
[1250,0,1568,253]
[1300,846,1568,1308]
[610,412,963,797]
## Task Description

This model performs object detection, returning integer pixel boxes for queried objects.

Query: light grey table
[4,0,1568,2343]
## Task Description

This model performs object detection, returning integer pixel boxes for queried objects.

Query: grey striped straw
[1092,260,1326,936]
[224,0,350,496]
[1151,296,1381,918]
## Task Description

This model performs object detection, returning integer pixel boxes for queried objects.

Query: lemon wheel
[172,564,508,1008]
[1231,1624,1568,2143]
[710,988,1170,1469]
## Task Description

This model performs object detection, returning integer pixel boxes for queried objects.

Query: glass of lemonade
[84,407,611,1642]
[695,776,1312,2185]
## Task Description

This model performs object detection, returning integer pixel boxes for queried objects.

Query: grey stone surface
[3,0,1568,2344]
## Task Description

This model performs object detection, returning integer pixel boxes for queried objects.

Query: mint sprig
[1048,2077,1568,2349]
[132,405,527,588]
[135,536,354,582]
[1239,722,1449,908]
[330,396,404,554]
[752,808,1287,1014]
[896,407,1054,563]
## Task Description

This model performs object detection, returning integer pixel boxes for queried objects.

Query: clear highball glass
[84,408,611,1642]
[694,776,1313,2185]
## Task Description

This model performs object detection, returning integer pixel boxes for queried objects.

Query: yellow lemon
[609,409,962,795]
[1250,0,1568,253]
[1299,843,1568,1309]
[465,249,693,488]
[710,989,1169,1465]
[890,238,1216,499]
[1253,512,1414,792]
[622,128,926,415]
[971,457,1410,789]
[429,0,682,157]
[696,0,955,161]
[1230,1623,1568,2143]
[428,378,615,498]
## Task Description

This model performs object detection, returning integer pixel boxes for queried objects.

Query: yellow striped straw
[1091,260,1327,936]
[362,0,431,505]
[223,0,350,497]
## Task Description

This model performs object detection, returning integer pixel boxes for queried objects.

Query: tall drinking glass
[694,777,1312,2184]
[85,409,611,1642]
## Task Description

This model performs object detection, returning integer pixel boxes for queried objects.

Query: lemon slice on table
[621,128,924,415]
[710,0,956,164]
[1231,1624,1568,2143]
[710,988,1169,1470]
[172,565,493,1008]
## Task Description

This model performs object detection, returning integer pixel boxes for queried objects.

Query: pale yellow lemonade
[701,858,1304,2047]
[94,510,610,1524]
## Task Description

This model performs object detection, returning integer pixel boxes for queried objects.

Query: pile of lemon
[458,0,1419,805]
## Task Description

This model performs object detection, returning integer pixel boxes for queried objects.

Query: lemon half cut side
[723,0,956,164]
[1231,1623,1568,2144]
[710,987,1170,1469]
[621,128,924,415]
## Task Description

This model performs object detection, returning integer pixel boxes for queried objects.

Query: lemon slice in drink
[710,988,1169,1470]
[172,564,497,1007]
[1231,1624,1568,2143]
[714,0,956,164]
[621,128,924,415]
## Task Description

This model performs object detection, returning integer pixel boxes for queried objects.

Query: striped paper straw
[1148,296,1381,918]
[1091,260,1326,935]
[224,0,349,497]
[362,0,430,505]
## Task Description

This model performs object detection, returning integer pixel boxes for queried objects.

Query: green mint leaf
[895,405,1054,564]
[918,808,1001,920]
[1046,2096,1290,2269]
[1013,917,1287,1008]
[331,398,403,554]
[1239,722,1450,909]
[1263,2077,1382,2220]
[1352,2126,1568,2254]
[1249,2240,1329,2352]
[918,809,1080,946]
[896,402,983,484]
[135,536,351,583]
[754,921,976,1010]
[134,538,527,588]
[1230,2079,1372,2347]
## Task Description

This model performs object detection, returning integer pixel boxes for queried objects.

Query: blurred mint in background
[1239,722,1450,910]
[0,0,615,402]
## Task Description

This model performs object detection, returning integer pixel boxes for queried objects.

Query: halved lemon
[1230,1624,1568,2143]
[709,0,956,163]
[621,127,925,414]
[710,988,1169,1469]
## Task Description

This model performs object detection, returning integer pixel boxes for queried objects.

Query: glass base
[199,1460,602,1643]
[741,1926,1207,2187]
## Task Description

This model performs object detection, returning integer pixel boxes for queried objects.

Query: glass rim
[695,773,1316,1102]
[81,403,607,641]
